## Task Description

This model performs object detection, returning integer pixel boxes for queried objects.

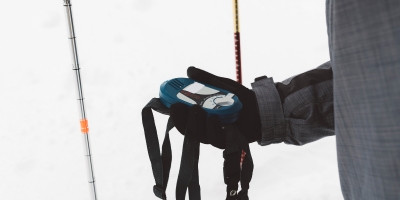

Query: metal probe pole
[232,0,247,168]
[63,1,98,199]
[232,0,242,84]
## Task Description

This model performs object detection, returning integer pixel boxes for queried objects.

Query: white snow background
[0,0,342,199]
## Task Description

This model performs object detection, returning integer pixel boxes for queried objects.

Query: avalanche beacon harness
[142,78,254,200]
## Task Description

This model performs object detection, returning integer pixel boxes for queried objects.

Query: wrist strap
[251,77,287,146]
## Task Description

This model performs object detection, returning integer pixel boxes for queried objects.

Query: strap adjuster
[254,75,268,81]
[153,185,166,199]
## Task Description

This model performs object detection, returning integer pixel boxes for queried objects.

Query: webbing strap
[142,98,173,199]
[223,124,253,200]
[142,98,201,200]
[142,98,252,200]
[176,126,201,200]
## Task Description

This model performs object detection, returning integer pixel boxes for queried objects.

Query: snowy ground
[0,0,343,199]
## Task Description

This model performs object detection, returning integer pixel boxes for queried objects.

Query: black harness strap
[176,126,201,200]
[223,124,253,200]
[235,126,253,200]
[142,98,201,200]
[142,98,173,199]
[142,98,253,200]
[224,124,242,200]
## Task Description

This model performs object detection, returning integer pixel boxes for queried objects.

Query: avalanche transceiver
[159,78,242,124]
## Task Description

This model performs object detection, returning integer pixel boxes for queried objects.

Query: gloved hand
[170,67,261,149]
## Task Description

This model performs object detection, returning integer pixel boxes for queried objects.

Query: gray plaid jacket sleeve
[251,1,400,199]
[327,0,400,199]
[251,61,334,146]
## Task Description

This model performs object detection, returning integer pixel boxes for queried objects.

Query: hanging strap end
[153,185,167,199]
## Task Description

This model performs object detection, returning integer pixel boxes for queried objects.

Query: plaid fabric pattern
[253,1,400,199]
[253,62,334,147]
[327,0,400,199]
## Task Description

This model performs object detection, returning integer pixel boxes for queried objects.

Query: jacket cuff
[251,76,287,146]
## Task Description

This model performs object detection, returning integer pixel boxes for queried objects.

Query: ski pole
[232,0,242,84]
[63,1,98,199]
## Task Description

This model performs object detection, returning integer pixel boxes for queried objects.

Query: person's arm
[253,61,334,146]
[170,62,334,149]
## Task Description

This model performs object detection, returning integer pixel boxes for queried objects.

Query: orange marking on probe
[80,119,89,134]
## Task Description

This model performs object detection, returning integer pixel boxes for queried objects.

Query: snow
[0,0,342,199]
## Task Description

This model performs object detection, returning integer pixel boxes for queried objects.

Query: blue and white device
[159,78,242,124]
